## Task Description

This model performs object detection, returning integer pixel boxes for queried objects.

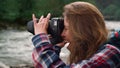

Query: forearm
[32,33,66,68]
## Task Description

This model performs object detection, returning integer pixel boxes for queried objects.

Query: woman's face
[61,16,72,43]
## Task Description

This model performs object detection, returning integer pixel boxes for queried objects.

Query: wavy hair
[63,1,108,64]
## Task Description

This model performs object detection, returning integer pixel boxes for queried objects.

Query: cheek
[67,32,71,38]
[65,30,70,36]
[66,31,72,42]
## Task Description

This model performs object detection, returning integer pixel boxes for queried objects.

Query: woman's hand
[56,41,67,48]
[32,13,51,35]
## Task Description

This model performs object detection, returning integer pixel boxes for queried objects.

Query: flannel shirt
[32,31,120,68]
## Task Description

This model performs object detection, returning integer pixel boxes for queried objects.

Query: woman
[32,1,120,68]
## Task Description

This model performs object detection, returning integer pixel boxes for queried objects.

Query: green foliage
[115,9,120,20]
[0,0,20,21]
[84,0,96,5]
[32,0,64,17]
[95,0,120,20]
[0,0,120,24]
[18,0,33,21]
[103,4,118,16]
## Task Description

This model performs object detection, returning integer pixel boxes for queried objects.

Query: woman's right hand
[56,41,67,48]
[32,13,51,35]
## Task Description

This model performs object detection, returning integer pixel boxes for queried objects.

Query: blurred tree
[115,9,120,20]
[0,0,20,21]
[95,0,114,10]
[84,0,96,5]
[95,0,120,20]
[103,4,118,20]
[32,0,64,18]
[0,0,120,25]
[113,0,120,7]
[17,0,33,23]
[103,4,118,16]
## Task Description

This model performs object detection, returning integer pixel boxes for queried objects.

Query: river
[0,21,120,67]
[0,29,34,67]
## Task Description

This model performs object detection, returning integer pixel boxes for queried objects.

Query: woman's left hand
[32,13,51,35]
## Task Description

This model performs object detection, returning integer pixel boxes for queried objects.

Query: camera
[27,17,64,44]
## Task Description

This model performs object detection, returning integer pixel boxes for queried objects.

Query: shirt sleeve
[32,33,70,68]
[32,33,120,68]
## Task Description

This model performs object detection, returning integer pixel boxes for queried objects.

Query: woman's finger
[43,13,51,24]
[38,15,44,23]
[32,14,37,22]
[32,14,37,25]
[46,13,51,20]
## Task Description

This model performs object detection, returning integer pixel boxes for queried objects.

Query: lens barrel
[27,18,64,44]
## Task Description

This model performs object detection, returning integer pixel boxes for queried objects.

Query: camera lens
[27,18,64,44]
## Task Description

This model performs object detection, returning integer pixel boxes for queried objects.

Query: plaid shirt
[32,31,120,68]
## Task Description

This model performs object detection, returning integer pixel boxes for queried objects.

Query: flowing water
[0,30,34,67]
[0,21,120,67]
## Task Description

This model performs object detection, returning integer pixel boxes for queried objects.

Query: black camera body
[27,17,64,44]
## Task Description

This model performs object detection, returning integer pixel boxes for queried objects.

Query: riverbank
[0,20,119,31]
[0,21,26,30]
